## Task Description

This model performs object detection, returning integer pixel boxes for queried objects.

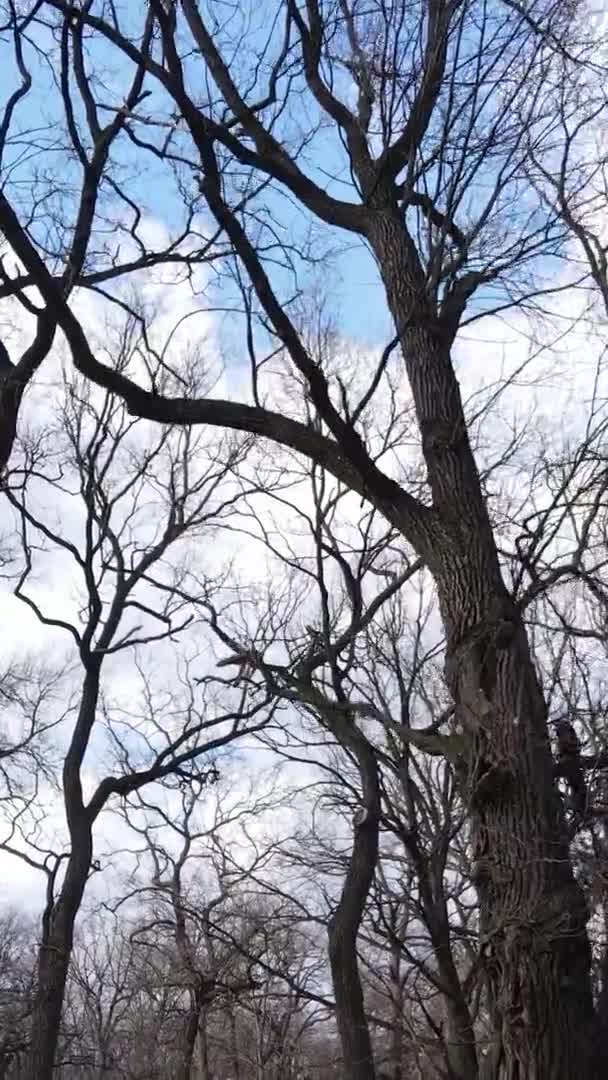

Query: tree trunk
[198,1006,211,1080]
[229,1009,241,1080]
[408,825,478,1077]
[367,208,596,1077]
[327,735,380,1080]
[387,943,404,1080]
[177,988,203,1080]
[29,829,93,1080]
[436,944,479,1079]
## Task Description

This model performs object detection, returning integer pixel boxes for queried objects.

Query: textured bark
[366,207,595,1078]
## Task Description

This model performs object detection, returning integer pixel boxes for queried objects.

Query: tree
[203,440,477,1078]
[0,910,36,1078]
[1,2,608,1076]
[48,767,336,1080]
[194,308,608,1080]
[115,770,291,1080]
[1,357,273,1079]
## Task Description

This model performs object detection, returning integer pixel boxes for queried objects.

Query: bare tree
[48,766,334,1080]
[1,2,608,1076]
[0,656,66,809]
[115,771,290,1080]
[58,915,142,1078]
[197,335,608,1080]
[0,910,36,1078]
[1,355,273,1078]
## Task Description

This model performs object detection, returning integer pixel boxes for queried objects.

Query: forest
[0,2,607,1078]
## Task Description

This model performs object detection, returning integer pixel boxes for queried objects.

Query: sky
[0,0,607,925]
[7,0,604,355]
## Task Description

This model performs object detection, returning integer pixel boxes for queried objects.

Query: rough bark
[367,207,595,1077]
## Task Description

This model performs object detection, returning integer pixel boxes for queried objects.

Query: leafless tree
[0,910,36,1078]
[1,355,274,1078]
[43,766,335,1080]
[113,770,290,1080]
[0,656,66,809]
[1,2,608,1077]
[198,337,608,1080]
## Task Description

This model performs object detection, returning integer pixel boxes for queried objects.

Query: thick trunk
[328,736,380,1080]
[454,618,594,1080]
[367,209,596,1077]
[29,831,93,1080]
[328,911,376,1080]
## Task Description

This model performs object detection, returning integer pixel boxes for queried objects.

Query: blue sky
[3,0,578,358]
[0,3,391,356]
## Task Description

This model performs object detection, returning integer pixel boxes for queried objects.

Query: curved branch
[0,190,433,555]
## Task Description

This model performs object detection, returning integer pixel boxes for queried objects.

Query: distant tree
[1,356,273,1078]
[0,910,36,1078]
